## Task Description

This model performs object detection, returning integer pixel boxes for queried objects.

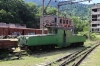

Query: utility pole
[88,10,91,40]
[57,5,60,26]
[42,0,57,34]
[42,0,44,34]
[88,20,91,40]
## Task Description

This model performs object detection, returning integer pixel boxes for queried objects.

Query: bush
[78,31,99,40]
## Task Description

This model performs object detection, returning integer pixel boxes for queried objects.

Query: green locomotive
[18,26,86,50]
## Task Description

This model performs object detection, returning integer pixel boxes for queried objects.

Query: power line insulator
[88,0,90,3]
[55,0,57,2]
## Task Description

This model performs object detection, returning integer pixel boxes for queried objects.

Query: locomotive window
[55,29,58,34]
[48,28,52,34]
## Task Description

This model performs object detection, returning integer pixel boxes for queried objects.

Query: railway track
[38,42,100,66]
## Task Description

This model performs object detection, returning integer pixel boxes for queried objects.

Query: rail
[38,41,100,66]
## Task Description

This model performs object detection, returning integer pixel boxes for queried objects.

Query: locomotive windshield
[48,27,58,34]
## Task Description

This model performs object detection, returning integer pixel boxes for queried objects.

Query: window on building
[97,8,100,11]
[92,9,97,12]
[97,24,100,26]
[92,24,97,27]
[66,20,68,24]
[55,18,57,23]
[60,19,62,23]
[95,28,99,32]
[69,21,71,25]
[98,14,100,17]
[92,19,97,21]
[92,15,97,18]
[98,29,99,31]
[63,20,65,24]
[97,15,100,21]
[92,29,94,32]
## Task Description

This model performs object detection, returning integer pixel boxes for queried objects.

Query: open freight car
[0,39,18,52]
[18,26,86,50]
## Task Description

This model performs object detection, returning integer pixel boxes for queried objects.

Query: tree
[72,16,88,33]
[0,0,40,28]
[45,6,57,15]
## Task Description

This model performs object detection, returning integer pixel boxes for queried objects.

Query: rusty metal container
[0,39,18,49]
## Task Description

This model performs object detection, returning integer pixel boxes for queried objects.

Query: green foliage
[0,1,57,28]
[45,6,57,15]
[72,16,88,33]
[78,31,99,40]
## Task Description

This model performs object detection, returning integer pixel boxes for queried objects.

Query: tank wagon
[18,26,86,50]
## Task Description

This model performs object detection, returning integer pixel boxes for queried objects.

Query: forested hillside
[24,0,92,20]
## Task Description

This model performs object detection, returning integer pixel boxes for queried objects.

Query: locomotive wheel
[48,46,52,49]
[35,46,40,50]
[79,42,84,46]
[28,46,35,51]
[42,46,48,50]
[52,45,55,49]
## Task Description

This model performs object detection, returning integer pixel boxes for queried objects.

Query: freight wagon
[0,27,48,38]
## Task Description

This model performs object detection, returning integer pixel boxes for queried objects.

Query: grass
[0,47,85,66]
[0,39,99,66]
[80,44,100,66]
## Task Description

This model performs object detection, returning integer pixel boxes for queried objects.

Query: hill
[24,0,93,20]
[24,0,58,7]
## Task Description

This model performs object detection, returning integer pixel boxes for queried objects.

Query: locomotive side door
[63,30,66,47]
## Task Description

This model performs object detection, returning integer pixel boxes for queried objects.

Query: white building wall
[91,3,100,32]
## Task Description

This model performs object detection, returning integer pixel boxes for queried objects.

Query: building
[40,15,72,28]
[91,3,100,32]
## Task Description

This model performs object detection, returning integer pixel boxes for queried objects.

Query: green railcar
[18,27,86,50]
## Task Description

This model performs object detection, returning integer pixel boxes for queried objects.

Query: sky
[61,0,100,4]
[83,0,100,4]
